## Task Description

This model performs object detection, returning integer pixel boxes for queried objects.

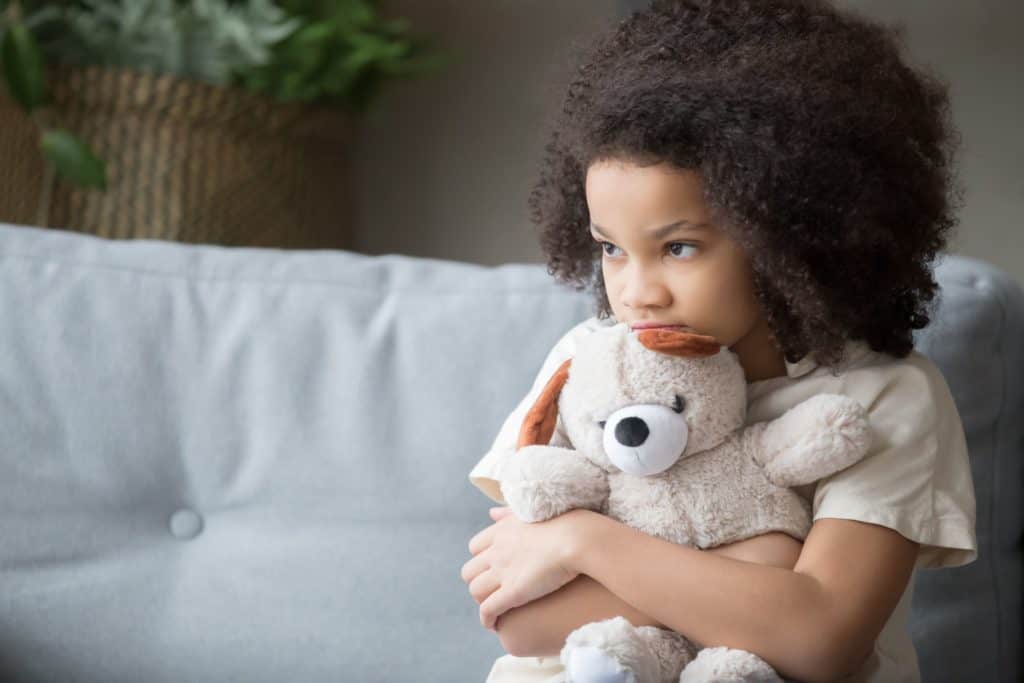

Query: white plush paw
[757,392,872,486]
[498,448,566,522]
[678,646,783,683]
[799,394,870,451]
[566,645,637,683]
[561,617,661,683]
[499,445,607,523]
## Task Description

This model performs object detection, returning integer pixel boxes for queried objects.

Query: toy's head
[517,322,747,476]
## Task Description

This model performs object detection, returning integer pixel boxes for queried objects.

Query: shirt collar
[784,354,819,379]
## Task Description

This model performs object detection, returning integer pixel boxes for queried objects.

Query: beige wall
[351,1,1023,282]
[350,0,617,267]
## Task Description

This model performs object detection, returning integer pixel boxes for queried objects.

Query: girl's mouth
[629,322,692,331]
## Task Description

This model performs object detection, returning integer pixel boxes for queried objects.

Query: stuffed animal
[498,322,871,683]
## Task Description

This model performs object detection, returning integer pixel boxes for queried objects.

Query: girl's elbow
[500,635,535,659]
[801,625,874,683]
[824,638,875,682]
[497,627,550,659]
[800,656,871,683]
[495,609,551,658]
[496,623,530,658]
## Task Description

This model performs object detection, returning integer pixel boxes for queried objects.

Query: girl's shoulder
[825,342,957,418]
[808,345,977,569]
[758,339,956,417]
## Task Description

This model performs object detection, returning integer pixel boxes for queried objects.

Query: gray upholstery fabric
[910,255,1022,683]
[0,223,1018,682]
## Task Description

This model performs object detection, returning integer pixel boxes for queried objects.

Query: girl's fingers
[468,567,501,606]
[460,552,488,584]
[489,506,512,520]
[480,589,508,631]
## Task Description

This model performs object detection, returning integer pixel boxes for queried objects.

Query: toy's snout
[599,395,688,476]
[611,416,650,446]
[514,327,720,475]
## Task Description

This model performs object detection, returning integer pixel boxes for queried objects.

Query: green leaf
[27,0,451,109]
[23,7,64,32]
[41,129,108,190]
[289,21,334,51]
[1,23,47,111]
[377,18,410,37]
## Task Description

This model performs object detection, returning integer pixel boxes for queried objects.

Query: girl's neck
[729,316,788,383]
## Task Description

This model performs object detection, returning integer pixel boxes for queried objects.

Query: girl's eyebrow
[589,220,712,240]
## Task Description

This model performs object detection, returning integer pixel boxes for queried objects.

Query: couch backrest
[0,223,1019,682]
[911,255,1022,682]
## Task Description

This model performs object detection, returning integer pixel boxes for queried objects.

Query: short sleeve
[811,354,978,569]
[467,315,609,504]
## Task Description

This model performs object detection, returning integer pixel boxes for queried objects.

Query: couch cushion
[910,255,1023,683]
[0,222,592,681]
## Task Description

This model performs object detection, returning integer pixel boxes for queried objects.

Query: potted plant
[0,0,452,248]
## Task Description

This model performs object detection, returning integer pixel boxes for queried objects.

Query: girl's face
[585,159,786,382]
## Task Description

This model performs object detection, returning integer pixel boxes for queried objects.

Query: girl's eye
[668,242,698,259]
[597,240,697,259]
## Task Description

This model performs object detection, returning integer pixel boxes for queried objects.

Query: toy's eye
[672,394,685,414]
[600,403,688,477]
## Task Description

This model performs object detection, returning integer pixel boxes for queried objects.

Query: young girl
[461,1,977,681]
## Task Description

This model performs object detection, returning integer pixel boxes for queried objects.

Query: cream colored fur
[499,323,871,683]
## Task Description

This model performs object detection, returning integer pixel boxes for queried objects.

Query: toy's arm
[500,445,610,523]
[740,393,871,487]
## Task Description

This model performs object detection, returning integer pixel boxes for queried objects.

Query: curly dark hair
[527,0,964,368]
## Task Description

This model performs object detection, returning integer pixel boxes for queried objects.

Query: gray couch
[0,222,1018,682]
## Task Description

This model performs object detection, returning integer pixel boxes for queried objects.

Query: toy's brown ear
[516,358,572,450]
[636,328,721,358]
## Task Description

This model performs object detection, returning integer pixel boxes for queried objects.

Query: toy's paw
[788,393,868,444]
[678,647,783,683]
[808,392,869,435]
[561,617,661,683]
[755,393,871,486]
[500,445,608,523]
[566,646,636,683]
[794,393,871,472]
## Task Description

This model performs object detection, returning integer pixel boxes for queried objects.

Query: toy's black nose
[615,417,649,447]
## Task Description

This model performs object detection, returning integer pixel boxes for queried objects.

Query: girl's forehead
[586,159,702,187]
[586,162,714,236]
[589,219,714,240]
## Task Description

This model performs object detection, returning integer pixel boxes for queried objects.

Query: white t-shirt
[469,315,978,683]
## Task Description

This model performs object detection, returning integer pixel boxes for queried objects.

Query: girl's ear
[636,328,721,358]
[516,358,573,449]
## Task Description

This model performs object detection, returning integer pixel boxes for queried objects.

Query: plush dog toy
[498,322,871,683]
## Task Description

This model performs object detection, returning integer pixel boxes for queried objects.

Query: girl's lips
[630,322,692,331]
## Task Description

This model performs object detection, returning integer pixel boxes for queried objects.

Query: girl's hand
[461,505,587,631]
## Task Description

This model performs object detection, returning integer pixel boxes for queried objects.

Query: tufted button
[169,508,204,540]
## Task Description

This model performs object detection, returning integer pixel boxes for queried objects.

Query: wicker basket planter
[0,64,355,249]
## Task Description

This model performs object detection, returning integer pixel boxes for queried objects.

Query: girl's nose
[621,264,671,309]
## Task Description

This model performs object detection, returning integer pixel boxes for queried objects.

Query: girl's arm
[496,531,803,654]
[503,514,919,683]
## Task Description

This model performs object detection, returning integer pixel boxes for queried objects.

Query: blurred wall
[831,0,1024,283]
[350,0,617,266]
[351,1,1023,282]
